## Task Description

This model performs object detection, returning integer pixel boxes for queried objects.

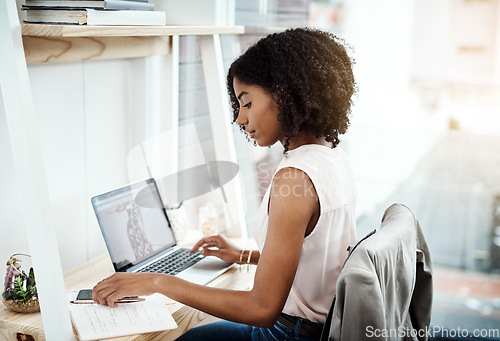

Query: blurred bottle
[199,202,218,237]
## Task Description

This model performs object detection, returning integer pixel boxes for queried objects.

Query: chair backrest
[321,203,433,341]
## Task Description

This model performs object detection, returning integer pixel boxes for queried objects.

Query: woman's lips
[249,131,255,138]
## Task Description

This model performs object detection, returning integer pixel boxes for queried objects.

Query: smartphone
[74,289,142,303]
[75,289,93,301]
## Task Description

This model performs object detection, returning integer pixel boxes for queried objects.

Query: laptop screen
[91,178,177,272]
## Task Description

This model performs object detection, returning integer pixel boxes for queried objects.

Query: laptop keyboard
[138,248,204,275]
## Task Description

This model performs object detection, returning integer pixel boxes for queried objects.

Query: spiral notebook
[68,294,177,340]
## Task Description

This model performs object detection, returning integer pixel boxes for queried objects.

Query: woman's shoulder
[275,144,356,209]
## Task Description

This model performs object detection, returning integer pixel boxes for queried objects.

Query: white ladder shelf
[0,2,246,339]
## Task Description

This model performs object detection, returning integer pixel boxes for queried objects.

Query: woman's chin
[256,140,277,148]
[253,137,279,148]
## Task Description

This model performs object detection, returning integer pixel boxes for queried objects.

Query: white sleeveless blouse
[254,144,357,323]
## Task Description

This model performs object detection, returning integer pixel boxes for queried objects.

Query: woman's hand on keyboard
[189,235,241,264]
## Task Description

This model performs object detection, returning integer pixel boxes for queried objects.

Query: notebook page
[69,298,177,340]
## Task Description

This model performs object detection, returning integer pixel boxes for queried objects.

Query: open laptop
[91,178,233,285]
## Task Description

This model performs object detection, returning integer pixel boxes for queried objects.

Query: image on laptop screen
[91,179,176,272]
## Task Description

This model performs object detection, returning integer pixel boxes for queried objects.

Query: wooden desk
[0,254,256,341]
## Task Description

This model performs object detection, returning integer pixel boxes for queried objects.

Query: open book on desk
[67,293,177,340]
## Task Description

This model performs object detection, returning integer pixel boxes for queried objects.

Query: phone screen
[76,289,93,301]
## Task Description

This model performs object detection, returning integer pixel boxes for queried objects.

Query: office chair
[321,204,433,341]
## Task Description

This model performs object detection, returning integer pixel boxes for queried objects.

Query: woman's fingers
[104,291,123,308]
[92,272,159,307]
[92,273,134,306]
[199,246,220,257]
[189,235,241,263]
[93,284,115,306]
[190,235,223,252]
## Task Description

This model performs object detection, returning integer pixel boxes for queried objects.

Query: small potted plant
[2,254,39,313]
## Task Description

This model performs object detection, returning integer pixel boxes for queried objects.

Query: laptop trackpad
[176,256,233,285]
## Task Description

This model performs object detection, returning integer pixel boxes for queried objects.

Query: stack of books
[22,0,167,25]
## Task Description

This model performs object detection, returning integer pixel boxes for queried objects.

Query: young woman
[92,27,358,341]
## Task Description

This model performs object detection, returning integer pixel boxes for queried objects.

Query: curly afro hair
[227,27,357,152]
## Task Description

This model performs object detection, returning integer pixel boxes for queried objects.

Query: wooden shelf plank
[21,24,244,63]
[24,35,171,63]
[22,24,245,37]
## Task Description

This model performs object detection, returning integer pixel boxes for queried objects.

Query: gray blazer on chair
[321,204,433,341]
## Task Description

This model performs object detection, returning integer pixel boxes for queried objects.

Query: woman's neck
[281,133,331,151]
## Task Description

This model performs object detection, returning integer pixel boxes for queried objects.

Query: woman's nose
[236,111,247,128]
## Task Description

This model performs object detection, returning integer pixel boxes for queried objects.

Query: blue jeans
[176,319,324,341]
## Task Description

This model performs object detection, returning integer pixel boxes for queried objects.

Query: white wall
[0,59,136,271]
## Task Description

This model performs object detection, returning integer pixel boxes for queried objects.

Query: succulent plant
[2,255,37,302]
